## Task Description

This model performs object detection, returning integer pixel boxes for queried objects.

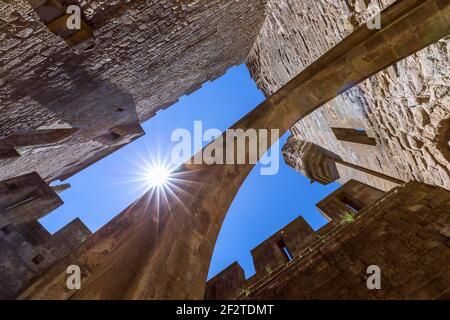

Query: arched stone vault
[18,0,450,300]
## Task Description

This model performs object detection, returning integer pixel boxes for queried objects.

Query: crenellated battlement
[0,216,92,299]
[0,172,92,299]
[1,0,448,300]
[316,179,386,222]
[206,180,450,300]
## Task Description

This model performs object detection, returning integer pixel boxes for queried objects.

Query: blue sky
[40,64,339,279]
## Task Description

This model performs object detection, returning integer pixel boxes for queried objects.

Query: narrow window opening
[1,225,12,235]
[331,127,377,146]
[31,254,45,265]
[278,240,294,262]
[341,195,363,212]
[110,131,121,141]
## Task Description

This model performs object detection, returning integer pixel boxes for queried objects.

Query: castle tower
[247,0,450,191]
[282,136,404,187]
[16,1,450,300]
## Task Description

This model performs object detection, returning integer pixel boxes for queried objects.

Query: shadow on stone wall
[8,51,141,142]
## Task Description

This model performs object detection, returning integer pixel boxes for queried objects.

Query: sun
[145,165,171,188]
[114,145,190,199]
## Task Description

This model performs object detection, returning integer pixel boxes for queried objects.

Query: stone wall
[207,181,450,300]
[316,179,386,221]
[15,1,450,299]
[246,0,450,191]
[0,172,63,226]
[0,171,91,298]
[0,0,267,182]
[0,217,92,299]
[50,217,91,257]
[205,262,245,300]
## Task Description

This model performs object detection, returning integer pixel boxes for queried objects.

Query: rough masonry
[0,171,92,298]
[0,0,267,183]
[207,181,450,300]
[246,0,450,191]
[0,217,92,299]
[16,0,450,300]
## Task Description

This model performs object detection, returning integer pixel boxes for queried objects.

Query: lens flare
[109,142,201,216]
[145,165,171,188]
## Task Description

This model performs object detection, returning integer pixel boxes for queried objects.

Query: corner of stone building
[245,0,450,192]
[0,179,91,299]
[0,0,271,184]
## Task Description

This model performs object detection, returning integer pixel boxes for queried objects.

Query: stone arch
[16,2,449,299]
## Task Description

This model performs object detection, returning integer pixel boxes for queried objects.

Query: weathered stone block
[205,262,245,300]
[0,172,62,225]
[33,0,65,24]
